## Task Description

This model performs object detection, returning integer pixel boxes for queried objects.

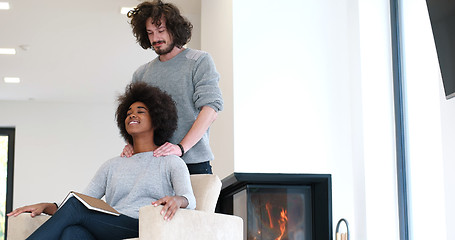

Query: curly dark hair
[116,82,177,146]
[127,0,193,50]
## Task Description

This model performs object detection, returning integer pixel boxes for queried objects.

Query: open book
[59,191,120,216]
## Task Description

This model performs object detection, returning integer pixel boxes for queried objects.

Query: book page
[59,191,120,216]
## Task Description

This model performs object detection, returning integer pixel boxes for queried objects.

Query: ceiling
[0,0,200,103]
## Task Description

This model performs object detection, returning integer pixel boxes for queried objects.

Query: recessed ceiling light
[0,2,10,10]
[4,77,20,83]
[120,7,134,15]
[0,48,16,55]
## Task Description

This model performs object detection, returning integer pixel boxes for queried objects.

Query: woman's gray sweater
[83,151,195,219]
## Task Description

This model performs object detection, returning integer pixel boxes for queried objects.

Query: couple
[7,82,196,239]
[9,0,224,238]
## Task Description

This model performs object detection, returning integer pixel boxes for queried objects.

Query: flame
[265,203,274,228]
[264,203,288,240]
[276,209,288,240]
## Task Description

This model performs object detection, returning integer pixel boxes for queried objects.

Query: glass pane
[0,136,7,240]
[400,0,449,239]
[247,186,312,240]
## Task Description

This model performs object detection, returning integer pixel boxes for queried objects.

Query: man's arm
[153,106,217,157]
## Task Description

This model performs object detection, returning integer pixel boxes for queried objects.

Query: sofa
[7,174,243,240]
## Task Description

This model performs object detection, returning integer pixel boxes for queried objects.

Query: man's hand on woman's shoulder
[120,144,134,158]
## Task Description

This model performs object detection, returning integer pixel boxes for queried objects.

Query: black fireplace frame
[216,172,332,240]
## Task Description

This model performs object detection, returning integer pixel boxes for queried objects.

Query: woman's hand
[153,142,182,157]
[152,196,189,221]
[7,202,57,217]
[120,144,134,157]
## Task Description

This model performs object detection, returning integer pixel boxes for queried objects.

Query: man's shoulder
[136,58,158,70]
[132,58,159,80]
[184,48,209,61]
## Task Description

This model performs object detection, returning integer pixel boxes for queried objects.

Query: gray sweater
[132,48,223,164]
[83,152,196,219]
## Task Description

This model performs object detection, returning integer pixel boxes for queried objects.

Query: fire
[265,203,274,228]
[265,203,289,240]
[276,209,288,240]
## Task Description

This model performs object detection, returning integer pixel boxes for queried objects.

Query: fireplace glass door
[234,185,312,240]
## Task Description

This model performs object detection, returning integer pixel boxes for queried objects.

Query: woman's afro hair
[116,81,178,146]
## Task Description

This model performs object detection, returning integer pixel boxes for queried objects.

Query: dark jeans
[187,161,212,174]
[27,197,138,240]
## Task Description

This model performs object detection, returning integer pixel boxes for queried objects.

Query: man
[124,0,223,174]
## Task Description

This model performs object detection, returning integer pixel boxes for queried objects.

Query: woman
[7,82,196,240]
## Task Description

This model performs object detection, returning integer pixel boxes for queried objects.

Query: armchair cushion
[189,174,222,212]
[7,214,51,240]
[139,205,243,240]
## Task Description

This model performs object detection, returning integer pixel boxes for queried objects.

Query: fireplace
[216,173,332,240]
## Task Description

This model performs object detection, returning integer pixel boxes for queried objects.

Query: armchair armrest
[139,205,243,240]
[7,213,51,240]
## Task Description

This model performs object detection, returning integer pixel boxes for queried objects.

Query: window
[0,128,14,240]
[391,0,451,239]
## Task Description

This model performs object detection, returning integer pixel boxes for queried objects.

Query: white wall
[201,0,234,180]
[358,1,400,239]
[202,0,399,239]
[0,101,124,207]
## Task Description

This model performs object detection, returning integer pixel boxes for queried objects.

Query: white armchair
[7,174,243,240]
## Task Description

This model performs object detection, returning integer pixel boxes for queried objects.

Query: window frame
[0,128,15,239]
[390,0,410,239]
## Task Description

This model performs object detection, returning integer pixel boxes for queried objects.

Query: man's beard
[152,40,175,55]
